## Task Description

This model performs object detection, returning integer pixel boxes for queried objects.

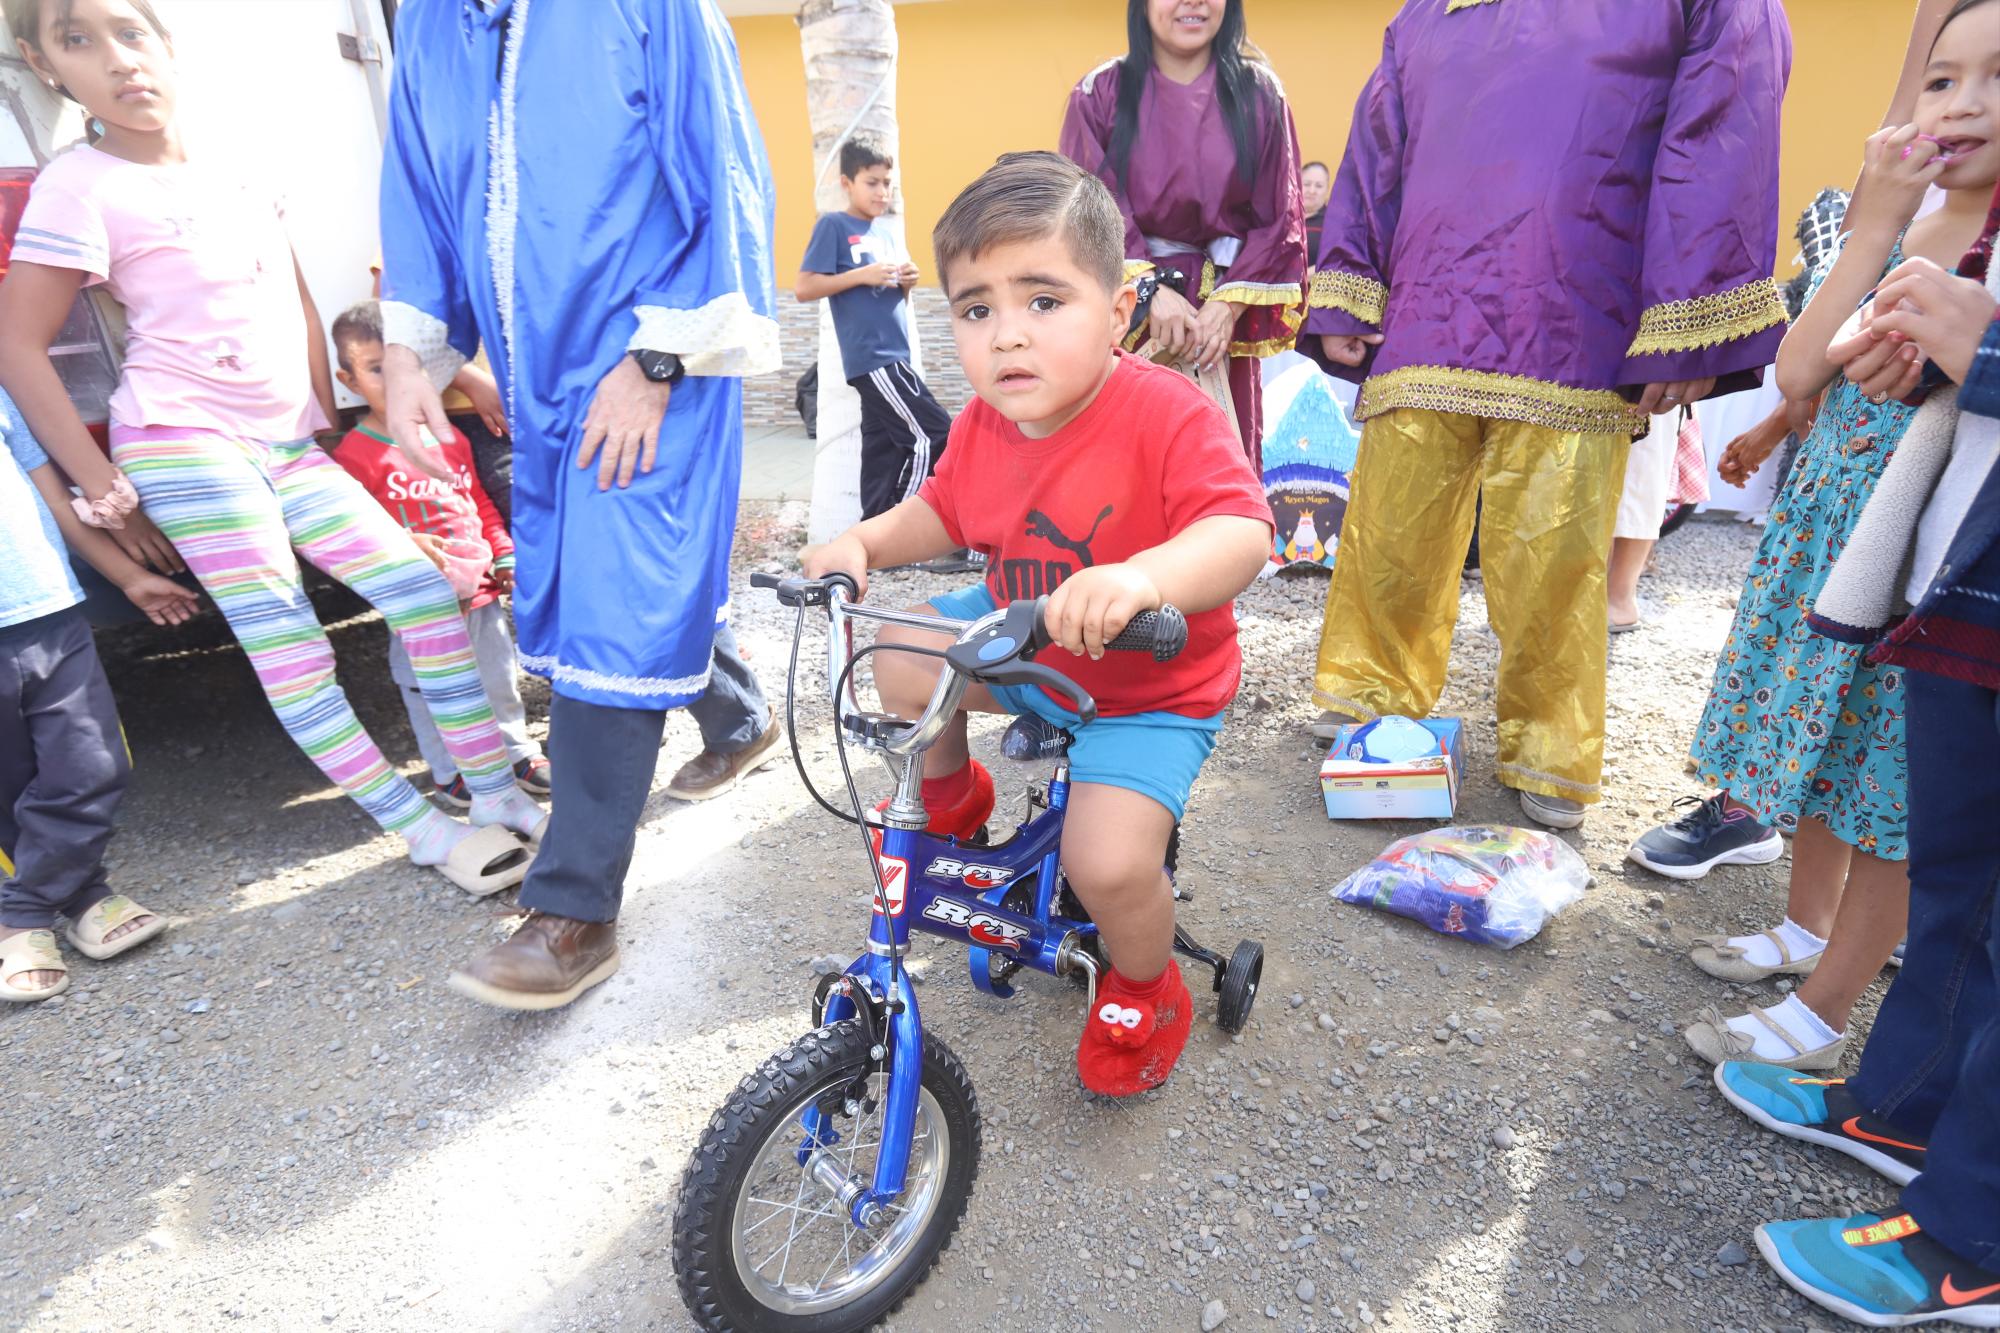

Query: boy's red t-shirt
[917,353,1272,719]
[331,425,514,609]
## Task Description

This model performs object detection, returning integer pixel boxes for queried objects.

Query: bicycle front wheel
[673,1020,980,1332]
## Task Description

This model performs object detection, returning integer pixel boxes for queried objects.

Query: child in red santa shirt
[805,153,1272,1096]
[328,302,549,806]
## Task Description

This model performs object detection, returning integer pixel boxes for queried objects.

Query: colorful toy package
[1330,826,1591,949]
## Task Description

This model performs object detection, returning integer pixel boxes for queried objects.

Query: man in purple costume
[1303,0,1791,830]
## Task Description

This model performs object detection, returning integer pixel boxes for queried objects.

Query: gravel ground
[1,505,1894,1333]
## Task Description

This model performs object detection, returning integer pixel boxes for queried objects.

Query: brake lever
[971,660,1097,727]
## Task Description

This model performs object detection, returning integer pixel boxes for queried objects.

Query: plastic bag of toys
[1329,826,1591,949]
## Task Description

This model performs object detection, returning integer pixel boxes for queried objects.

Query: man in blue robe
[377,0,778,1009]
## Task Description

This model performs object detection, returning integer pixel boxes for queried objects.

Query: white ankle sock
[403,808,473,867]
[1722,993,1845,1060]
[1727,917,1828,969]
[470,786,545,838]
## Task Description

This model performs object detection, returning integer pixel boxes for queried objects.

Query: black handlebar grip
[1105,606,1189,662]
[750,571,781,590]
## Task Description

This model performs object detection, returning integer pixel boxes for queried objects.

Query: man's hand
[801,532,871,601]
[1042,563,1162,660]
[383,344,456,482]
[453,362,509,437]
[118,569,200,626]
[577,355,673,491]
[1869,258,2000,384]
[1191,299,1241,372]
[112,510,185,574]
[1637,378,1716,415]
[1147,284,1200,364]
[1320,332,1383,367]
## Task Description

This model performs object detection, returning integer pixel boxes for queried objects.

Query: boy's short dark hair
[330,300,383,372]
[933,151,1125,295]
[839,136,893,180]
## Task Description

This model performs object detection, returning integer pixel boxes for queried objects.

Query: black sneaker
[1627,793,1784,881]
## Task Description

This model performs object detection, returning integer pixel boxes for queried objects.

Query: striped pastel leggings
[110,428,516,834]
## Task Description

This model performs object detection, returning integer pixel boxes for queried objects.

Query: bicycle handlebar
[756,570,1188,752]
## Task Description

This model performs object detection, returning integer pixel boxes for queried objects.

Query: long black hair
[1106,0,1269,189]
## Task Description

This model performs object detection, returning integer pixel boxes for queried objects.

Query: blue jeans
[1851,669,2000,1267]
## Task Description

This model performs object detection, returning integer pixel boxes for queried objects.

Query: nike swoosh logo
[1841,1117,1927,1154]
[1942,1275,2000,1306]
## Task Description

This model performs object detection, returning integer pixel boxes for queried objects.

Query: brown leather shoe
[446,912,619,1010]
[665,708,784,801]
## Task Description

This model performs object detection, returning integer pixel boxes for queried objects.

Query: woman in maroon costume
[1060,0,1307,469]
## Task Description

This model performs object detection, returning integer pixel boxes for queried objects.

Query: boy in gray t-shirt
[797,137,957,521]
[1,386,195,1002]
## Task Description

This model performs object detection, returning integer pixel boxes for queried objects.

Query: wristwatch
[630,349,686,386]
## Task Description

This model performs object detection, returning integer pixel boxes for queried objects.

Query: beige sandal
[1684,1004,1847,1071]
[65,895,168,961]
[1,929,71,1002]
[436,823,534,897]
[1689,929,1823,983]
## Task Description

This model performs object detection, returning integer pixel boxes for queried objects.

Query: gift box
[1319,717,1463,820]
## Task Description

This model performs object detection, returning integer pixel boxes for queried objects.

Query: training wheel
[1215,940,1263,1034]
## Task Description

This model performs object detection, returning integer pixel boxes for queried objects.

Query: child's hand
[409,530,450,572]
[1319,333,1382,367]
[1828,299,1926,404]
[1848,124,1947,239]
[119,570,200,626]
[1042,563,1162,660]
[1717,427,1780,488]
[855,261,901,290]
[897,262,920,290]
[1870,258,2000,384]
[490,562,514,593]
[802,532,871,601]
[111,510,186,575]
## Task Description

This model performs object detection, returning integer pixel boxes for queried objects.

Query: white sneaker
[1519,790,1585,829]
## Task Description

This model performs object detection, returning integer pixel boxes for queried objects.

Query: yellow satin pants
[1313,409,1631,804]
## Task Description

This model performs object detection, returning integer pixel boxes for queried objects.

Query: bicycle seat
[1002,713,1073,762]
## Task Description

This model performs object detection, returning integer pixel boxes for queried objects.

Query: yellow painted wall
[732,0,1909,287]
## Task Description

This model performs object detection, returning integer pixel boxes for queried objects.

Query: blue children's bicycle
[672,572,1264,1332]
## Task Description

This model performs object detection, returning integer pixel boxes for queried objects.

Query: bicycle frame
[791,590,1101,1227]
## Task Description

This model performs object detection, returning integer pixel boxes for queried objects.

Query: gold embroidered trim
[1625,278,1788,358]
[1445,0,1502,11]
[1210,280,1304,308]
[1123,258,1156,283]
[1357,365,1643,435]
[1308,269,1388,324]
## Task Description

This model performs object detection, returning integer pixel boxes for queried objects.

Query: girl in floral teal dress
[1632,80,2000,1072]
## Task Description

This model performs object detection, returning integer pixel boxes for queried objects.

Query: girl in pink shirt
[0,0,544,896]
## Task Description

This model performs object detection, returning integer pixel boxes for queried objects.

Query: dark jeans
[1851,669,2000,1267]
[688,623,769,754]
[449,411,513,528]
[518,625,770,922]
[0,609,128,929]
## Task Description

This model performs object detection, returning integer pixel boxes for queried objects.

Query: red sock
[921,763,976,811]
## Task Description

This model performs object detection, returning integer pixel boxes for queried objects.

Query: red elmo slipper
[870,759,995,849]
[1077,960,1193,1097]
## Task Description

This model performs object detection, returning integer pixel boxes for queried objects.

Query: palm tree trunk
[797,0,916,542]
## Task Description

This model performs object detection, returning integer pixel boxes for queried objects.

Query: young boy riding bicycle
[804,152,1273,1097]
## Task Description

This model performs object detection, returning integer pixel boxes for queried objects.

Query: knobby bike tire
[673,1020,981,1332]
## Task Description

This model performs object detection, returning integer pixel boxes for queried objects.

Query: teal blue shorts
[926,583,1223,821]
